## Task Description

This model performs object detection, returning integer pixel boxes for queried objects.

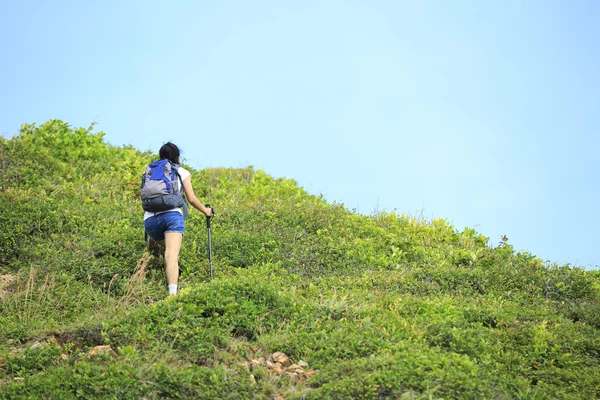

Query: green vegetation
[1,120,599,399]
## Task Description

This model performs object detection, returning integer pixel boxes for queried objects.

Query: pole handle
[205,204,214,228]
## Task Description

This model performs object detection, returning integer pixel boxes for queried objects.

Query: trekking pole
[205,204,214,281]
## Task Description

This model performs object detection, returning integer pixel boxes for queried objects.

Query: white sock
[168,284,178,295]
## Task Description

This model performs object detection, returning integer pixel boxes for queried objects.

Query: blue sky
[1,1,599,268]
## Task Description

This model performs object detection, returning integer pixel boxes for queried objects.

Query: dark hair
[159,142,181,165]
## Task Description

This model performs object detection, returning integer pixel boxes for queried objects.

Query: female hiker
[142,142,212,295]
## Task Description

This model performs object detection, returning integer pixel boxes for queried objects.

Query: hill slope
[1,120,599,399]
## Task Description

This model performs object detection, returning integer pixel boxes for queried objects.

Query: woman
[144,142,213,295]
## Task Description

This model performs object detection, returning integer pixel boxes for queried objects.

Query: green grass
[1,120,599,399]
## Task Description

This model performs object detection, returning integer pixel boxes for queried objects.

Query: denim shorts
[144,211,184,241]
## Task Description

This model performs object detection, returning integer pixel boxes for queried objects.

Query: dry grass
[0,273,15,300]
[122,251,152,302]
[0,255,159,343]
[9,267,63,324]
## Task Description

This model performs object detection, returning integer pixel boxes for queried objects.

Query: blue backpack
[140,159,188,217]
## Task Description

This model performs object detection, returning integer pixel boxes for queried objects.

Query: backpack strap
[142,172,148,243]
[170,162,189,219]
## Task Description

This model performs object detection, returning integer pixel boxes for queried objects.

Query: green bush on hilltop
[1,120,599,399]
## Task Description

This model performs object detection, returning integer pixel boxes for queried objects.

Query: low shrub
[105,280,291,363]
[1,121,599,399]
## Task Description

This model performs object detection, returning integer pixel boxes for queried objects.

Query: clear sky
[1,1,599,269]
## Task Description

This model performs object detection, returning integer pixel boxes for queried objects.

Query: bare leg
[164,232,183,285]
[148,237,165,250]
[149,238,165,249]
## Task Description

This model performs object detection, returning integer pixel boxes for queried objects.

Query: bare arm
[182,176,212,217]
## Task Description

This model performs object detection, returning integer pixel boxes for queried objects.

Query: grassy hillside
[1,120,599,399]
